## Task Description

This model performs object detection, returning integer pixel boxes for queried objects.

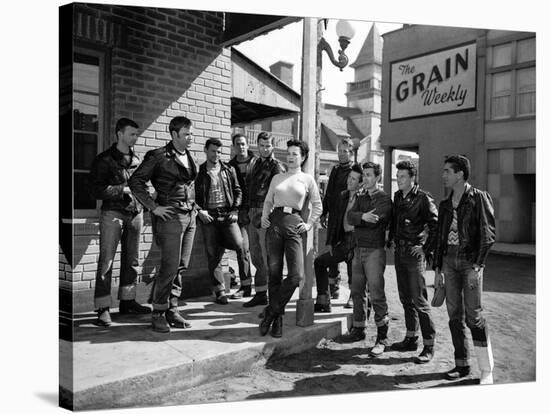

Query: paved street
[157,252,535,405]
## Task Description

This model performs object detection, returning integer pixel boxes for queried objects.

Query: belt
[397,239,415,246]
[274,206,301,215]
[207,207,232,216]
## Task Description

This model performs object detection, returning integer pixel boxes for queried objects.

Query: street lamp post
[297,17,355,327]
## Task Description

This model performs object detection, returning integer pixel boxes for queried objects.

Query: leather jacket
[325,189,353,247]
[90,143,142,214]
[248,155,285,208]
[195,161,242,215]
[322,161,356,217]
[433,184,496,270]
[348,187,393,248]
[390,184,438,257]
[228,151,258,225]
[128,141,198,212]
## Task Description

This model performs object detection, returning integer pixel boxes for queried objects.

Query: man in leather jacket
[129,116,198,333]
[434,155,496,384]
[90,117,151,327]
[389,160,438,364]
[227,133,258,299]
[194,138,250,305]
[243,132,285,308]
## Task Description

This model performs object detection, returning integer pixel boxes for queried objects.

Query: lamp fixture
[318,19,356,71]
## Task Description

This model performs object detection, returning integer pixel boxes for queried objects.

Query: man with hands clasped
[433,155,496,384]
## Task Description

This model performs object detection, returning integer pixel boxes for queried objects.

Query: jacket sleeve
[474,191,496,266]
[347,195,363,226]
[128,150,158,212]
[229,166,242,212]
[421,192,439,254]
[322,166,336,217]
[90,156,125,201]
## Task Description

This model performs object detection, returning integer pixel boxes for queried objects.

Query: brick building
[60,3,297,312]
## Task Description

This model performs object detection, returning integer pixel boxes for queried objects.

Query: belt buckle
[283,206,293,214]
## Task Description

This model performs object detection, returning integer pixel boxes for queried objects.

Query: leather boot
[314,303,331,313]
[119,300,152,314]
[475,338,494,385]
[259,306,277,336]
[445,366,471,380]
[230,285,252,299]
[151,311,170,333]
[271,314,283,338]
[166,308,191,328]
[243,292,268,308]
[391,336,419,351]
[415,345,434,364]
[370,325,389,357]
[341,327,366,343]
[215,291,228,305]
[344,294,353,309]
[96,307,112,327]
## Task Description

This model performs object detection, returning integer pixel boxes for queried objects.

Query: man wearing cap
[434,155,496,384]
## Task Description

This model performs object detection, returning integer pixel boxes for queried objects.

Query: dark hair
[287,139,309,166]
[257,131,273,143]
[338,137,354,151]
[362,161,382,177]
[204,138,223,150]
[350,163,364,181]
[169,116,192,136]
[396,160,418,179]
[444,154,471,181]
[115,118,139,136]
[232,133,246,145]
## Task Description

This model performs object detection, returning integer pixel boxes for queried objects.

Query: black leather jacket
[228,151,258,225]
[90,143,142,214]
[433,184,496,269]
[195,161,242,215]
[128,141,198,212]
[390,185,438,256]
[348,188,393,248]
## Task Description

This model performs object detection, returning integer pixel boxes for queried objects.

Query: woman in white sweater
[259,139,322,338]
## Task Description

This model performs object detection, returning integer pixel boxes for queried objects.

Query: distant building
[381,25,535,243]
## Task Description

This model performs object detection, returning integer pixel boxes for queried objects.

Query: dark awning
[231,97,297,124]
[222,13,301,46]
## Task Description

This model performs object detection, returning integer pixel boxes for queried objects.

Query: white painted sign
[389,42,477,121]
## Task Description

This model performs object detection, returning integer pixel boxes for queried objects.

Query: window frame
[487,36,535,122]
[72,43,111,218]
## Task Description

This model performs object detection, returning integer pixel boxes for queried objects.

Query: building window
[517,67,536,116]
[73,49,106,213]
[489,36,535,120]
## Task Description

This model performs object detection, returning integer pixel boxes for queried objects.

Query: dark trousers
[151,211,196,311]
[443,245,489,367]
[94,210,143,309]
[394,245,436,346]
[328,260,353,288]
[202,216,250,294]
[314,232,355,305]
[266,209,304,315]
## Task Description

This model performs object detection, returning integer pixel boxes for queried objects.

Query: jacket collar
[109,143,138,166]
[446,183,473,204]
[165,141,197,176]
[398,184,419,199]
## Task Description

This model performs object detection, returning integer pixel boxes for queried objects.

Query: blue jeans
[201,217,251,294]
[442,245,489,367]
[94,210,143,309]
[266,209,305,315]
[314,232,355,305]
[394,245,436,345]
[152,211,196,311]
[351,247,388,329]
[248,207,269,292]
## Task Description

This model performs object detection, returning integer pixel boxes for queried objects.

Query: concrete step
[60,291,353,411]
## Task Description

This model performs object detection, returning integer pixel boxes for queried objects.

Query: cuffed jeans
[394,245,436,346]
[314,232,355,305]
[248,207,269,292]
[202,217,251,294]
[152,211,196,311]
[443,245,490,367]
[94,210,143,309]
[351,247,389,329]
[266,209,304,315]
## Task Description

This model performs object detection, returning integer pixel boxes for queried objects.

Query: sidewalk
[60,286,353,411]
[491,242,536,258]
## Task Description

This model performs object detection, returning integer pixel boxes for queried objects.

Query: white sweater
[261,171,322,225]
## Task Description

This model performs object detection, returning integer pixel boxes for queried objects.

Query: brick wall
[62,4,233,311]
